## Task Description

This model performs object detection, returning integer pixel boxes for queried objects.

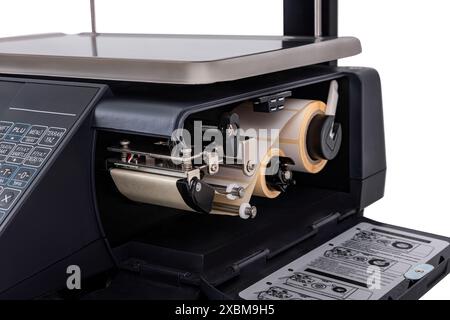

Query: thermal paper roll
[234,99,327,174]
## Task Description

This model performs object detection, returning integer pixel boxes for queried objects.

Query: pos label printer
[0,0,448,300]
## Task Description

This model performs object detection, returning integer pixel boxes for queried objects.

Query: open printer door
[87,214,449,301]
[231,217,450,301]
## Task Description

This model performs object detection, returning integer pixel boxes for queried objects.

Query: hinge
[311,209,359,230]
[120,258,196,286]
[312,212,342,230]
[231,249,270,273]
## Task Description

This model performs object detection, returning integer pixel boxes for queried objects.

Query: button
[0,164,19,185]
[39,127,66,147]
[9,123,30,136]
[0,142,15,162]
[23,147,51,167]
[0,121,14,135]
[8,167,36,189]
[3,135,22,142]
[21,125,48,145]
[6,145,33,165]
[4,123,31,142]
[0,188,21,211]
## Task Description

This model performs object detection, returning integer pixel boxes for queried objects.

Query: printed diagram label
[239,222,449,300]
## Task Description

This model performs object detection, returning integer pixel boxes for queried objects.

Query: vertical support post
[314,0,323,38]
[90,0,97,34]
[89,0,98,56]
[284,0,337,38]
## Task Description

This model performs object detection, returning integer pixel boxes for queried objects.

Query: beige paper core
[111,99,328,216]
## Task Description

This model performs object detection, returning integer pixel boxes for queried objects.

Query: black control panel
[0,79,105,227]
[0,122,66,219]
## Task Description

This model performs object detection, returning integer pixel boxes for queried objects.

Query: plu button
[4,123,30,142]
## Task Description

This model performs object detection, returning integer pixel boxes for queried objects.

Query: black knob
[307,115,342,161]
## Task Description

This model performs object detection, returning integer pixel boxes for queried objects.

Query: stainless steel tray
[0,33,361,84]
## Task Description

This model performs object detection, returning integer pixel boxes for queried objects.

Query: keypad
[0,121,66,223]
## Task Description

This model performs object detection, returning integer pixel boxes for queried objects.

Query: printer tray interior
[86,212,449,300]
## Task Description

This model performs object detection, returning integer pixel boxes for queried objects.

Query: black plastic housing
[0,66,447,300]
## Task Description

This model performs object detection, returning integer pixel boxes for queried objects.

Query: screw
[246,161,256,172]
[231,186,245,199]
[245,206,257,218]
[120,140,130,148]
[210,164,218,173]
[282,170,292,181]
[120,140,130,162]
[415,269,425,273]
[181,148,192,171]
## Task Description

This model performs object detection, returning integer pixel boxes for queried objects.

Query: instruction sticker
[239,222,449,300]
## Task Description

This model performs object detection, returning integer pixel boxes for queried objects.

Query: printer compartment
[95,76,354,240]
[91,68,398,299]
[86,68,449,300]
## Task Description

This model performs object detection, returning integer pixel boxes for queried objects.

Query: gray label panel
[239,223,449,300]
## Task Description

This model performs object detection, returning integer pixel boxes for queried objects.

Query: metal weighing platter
[0,33,361,84]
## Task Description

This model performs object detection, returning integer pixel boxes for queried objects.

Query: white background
[0,0,449,300]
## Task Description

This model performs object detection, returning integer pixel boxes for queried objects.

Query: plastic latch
[253,91,292,113]
[404,264,435,281]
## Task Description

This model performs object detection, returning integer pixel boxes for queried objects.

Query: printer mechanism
[0,0,448,300]
[105,83,341,219]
